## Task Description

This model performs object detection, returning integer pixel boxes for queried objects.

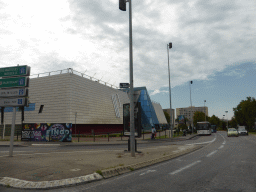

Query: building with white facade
[176,106,208,123]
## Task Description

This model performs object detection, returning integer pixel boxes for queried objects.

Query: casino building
[0,68,167,137]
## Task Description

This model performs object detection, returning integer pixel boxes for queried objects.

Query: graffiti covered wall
[21,123,72,142]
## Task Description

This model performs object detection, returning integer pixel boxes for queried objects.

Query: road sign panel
[0,88,28,97]
[0,66,30,77]
[0,77,29,88]
[0,98,28,107]
[120,83,130,88]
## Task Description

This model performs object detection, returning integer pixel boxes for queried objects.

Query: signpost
[0,65,30,77]
[120,83,130,88]
[0,88,28,97]
[0,65,30,157]
[0,77,29,88]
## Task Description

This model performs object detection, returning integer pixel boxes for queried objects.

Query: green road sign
[0,66,30,77]
[0,77,29,88]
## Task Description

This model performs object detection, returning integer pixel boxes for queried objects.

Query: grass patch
[129,167,134,171]
[0,139,10,141]
[249,132,256,135]
[96,170,103,176]
[119,164,124,166]
[163,153,166,156]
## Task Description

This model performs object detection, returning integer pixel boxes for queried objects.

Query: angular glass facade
[121,87,159,131]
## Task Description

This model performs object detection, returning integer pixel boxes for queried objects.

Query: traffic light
[169,42,172,49]
[119,0,126,11]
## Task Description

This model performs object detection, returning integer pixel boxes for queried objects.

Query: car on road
[237,126,248,136]
[227,128,239,137]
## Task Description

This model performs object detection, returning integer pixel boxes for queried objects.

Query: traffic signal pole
[119,0,135,157]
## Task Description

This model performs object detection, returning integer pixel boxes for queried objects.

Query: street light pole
[225,111,228,128]
[119,0,135,157]
[167,42,172,138]
[204,100,206,121]
[190,81,193,134]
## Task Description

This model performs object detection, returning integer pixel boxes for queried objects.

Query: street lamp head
[169,42,172,49]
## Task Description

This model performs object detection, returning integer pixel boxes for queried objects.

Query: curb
[100,145,202,179]
[0,173,103,190]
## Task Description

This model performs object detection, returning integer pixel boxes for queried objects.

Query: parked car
[237,126,248,136]
[227,128,239,137]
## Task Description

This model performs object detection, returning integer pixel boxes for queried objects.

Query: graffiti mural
[21,123,72,142]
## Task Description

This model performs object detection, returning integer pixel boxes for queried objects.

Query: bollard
[159,130,160,139]
[93,133,95,142]
[121,131,122,141]
[108,133,109,142]
[78,131,80,142]
[16,130,18,141]
[165,129,166,138]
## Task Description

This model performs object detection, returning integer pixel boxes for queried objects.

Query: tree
[193,111,206,126]
[209,115,221,128]
[229,117,237,128]
[164,111,170,124]
[233,97,256,131]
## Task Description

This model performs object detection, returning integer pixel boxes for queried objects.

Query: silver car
[238,127,248,136]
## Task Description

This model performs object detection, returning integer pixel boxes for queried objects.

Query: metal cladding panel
[152,102,168,124]
[2,73,130,124]
[69,74,129,124]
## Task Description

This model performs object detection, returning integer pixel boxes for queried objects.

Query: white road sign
[0,98,27,107]
[0,88,27,97]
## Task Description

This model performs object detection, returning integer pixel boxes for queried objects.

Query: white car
[237,126,248,136]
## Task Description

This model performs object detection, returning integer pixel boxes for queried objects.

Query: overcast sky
[0,0,255,120]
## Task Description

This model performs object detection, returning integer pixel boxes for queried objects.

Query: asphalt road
[1,132,256,192]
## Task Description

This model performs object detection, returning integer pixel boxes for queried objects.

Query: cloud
[150,89,168,96]
[0,0,255,93]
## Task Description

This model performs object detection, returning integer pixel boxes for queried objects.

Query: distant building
[176,106,208,123]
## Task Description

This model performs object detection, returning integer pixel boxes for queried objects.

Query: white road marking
[206,150,218,157]
[170,160,201,175]
[186,137,216,145]
[218,132,226,145]
[0,151,27,153]
[218,145,224,149]
[139,170,156,176]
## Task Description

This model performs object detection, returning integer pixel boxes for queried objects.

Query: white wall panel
[2,73,129,125]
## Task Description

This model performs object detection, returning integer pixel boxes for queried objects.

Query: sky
[0,0,255,120]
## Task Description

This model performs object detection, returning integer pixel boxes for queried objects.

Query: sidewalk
[0,131,197,147]
[0,134,199,190]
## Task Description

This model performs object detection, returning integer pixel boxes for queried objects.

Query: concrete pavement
[0,133,200,190]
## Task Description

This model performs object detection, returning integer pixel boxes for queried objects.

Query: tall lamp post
[119,0,135,157]
[167,42,173,138]
[225,111,228,129]
[204,100,206,121]
[190,81,193,133]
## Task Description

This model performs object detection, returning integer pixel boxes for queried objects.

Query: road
[1,132,256,192]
